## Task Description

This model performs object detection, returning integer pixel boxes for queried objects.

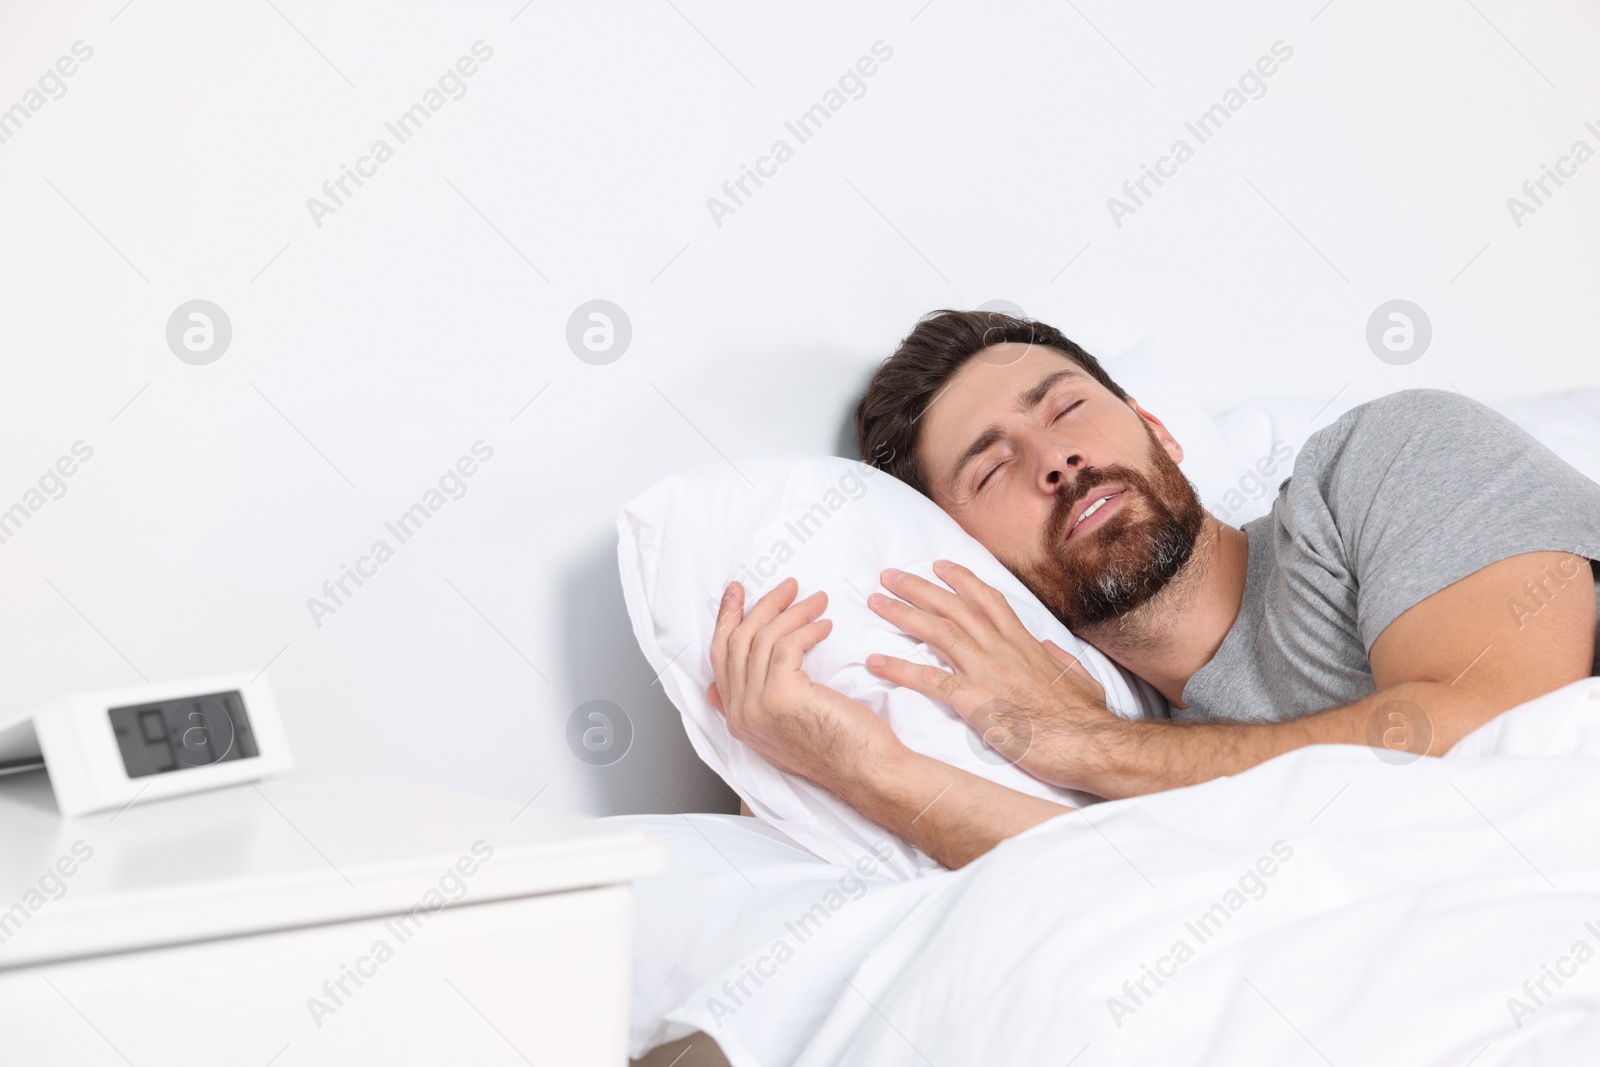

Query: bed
[619,676,1600,1066]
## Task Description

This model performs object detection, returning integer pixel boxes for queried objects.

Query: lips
[1065,487,1125,540]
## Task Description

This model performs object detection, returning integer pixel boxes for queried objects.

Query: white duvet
[622,677,1600,1066]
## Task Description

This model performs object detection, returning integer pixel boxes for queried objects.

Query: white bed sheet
[613,812,947,1064]
[617,676,1600,1067]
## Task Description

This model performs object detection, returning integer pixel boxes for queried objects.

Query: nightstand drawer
[0,884,634,1066]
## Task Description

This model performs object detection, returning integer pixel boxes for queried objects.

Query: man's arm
[841,745,1074,869]
[868,552,1597,800]
[706,576,1073,868]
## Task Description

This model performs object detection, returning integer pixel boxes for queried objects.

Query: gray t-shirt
[1178,388,1600,723]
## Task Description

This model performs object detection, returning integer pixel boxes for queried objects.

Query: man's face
[917,343,1207,630]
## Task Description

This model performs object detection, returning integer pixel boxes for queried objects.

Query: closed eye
[973,397,1084,494]
[1051,398,1085,424]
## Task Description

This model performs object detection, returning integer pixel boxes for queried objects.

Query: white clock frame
[0,673,293,818]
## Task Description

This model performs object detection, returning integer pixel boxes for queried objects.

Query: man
[706,310,1600,869]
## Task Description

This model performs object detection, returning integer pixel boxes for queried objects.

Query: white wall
[1,0,1596,817]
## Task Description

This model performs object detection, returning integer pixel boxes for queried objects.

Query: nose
[1035,438,1084,494]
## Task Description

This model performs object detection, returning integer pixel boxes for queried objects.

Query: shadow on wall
[559,537,740,816]
[833,364,871,461]
[560,362,875,818]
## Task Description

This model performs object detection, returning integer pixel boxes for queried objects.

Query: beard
[1012,424,1207,632]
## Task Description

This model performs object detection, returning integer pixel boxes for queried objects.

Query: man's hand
[708,573,1085,870]
[707,577,903,796]
[862,559,1123,790]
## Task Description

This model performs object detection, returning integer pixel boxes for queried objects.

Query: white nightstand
[0,769,665,1066]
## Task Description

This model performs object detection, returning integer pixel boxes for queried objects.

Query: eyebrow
[945,368,1081,494]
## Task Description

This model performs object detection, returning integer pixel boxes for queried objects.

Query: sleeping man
[705,309,1600,868]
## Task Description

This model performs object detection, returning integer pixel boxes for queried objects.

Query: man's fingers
[869,590,980,664]
[727,577,799,709]
[709,581,745,688]
[933,559,1030,639]
[767,618,833,677]
[865,652,966,709]
[746,591,829,691]
[1041,638,1079,671]
[1043,639,1105,700]
[1042,638,1094,683]
[878,566,968,617]
[706,681,724,714]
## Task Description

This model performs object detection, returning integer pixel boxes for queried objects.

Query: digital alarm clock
[0,673,293,817]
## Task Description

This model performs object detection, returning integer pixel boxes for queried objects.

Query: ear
[1124,397,1184,465]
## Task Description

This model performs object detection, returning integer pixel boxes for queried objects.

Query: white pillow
[1491,386,1600,486]
[1103,336,1245,511]
[1210,395,1358,525]
[617,455,1167,878]
[1104,337,1361,527]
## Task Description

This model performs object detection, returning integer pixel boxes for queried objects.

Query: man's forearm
[832,745,1073,869]
[1085,679,1500,799]
[1082,549,1599,797]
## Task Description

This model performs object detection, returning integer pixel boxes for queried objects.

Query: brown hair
[854,309,1127,496]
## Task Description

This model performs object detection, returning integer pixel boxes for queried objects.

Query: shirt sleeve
[1294,388,1600,651]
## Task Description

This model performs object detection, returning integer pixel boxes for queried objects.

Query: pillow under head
[617,455,1167,878]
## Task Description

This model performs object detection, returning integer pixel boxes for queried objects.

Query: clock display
[108,690,260,779]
